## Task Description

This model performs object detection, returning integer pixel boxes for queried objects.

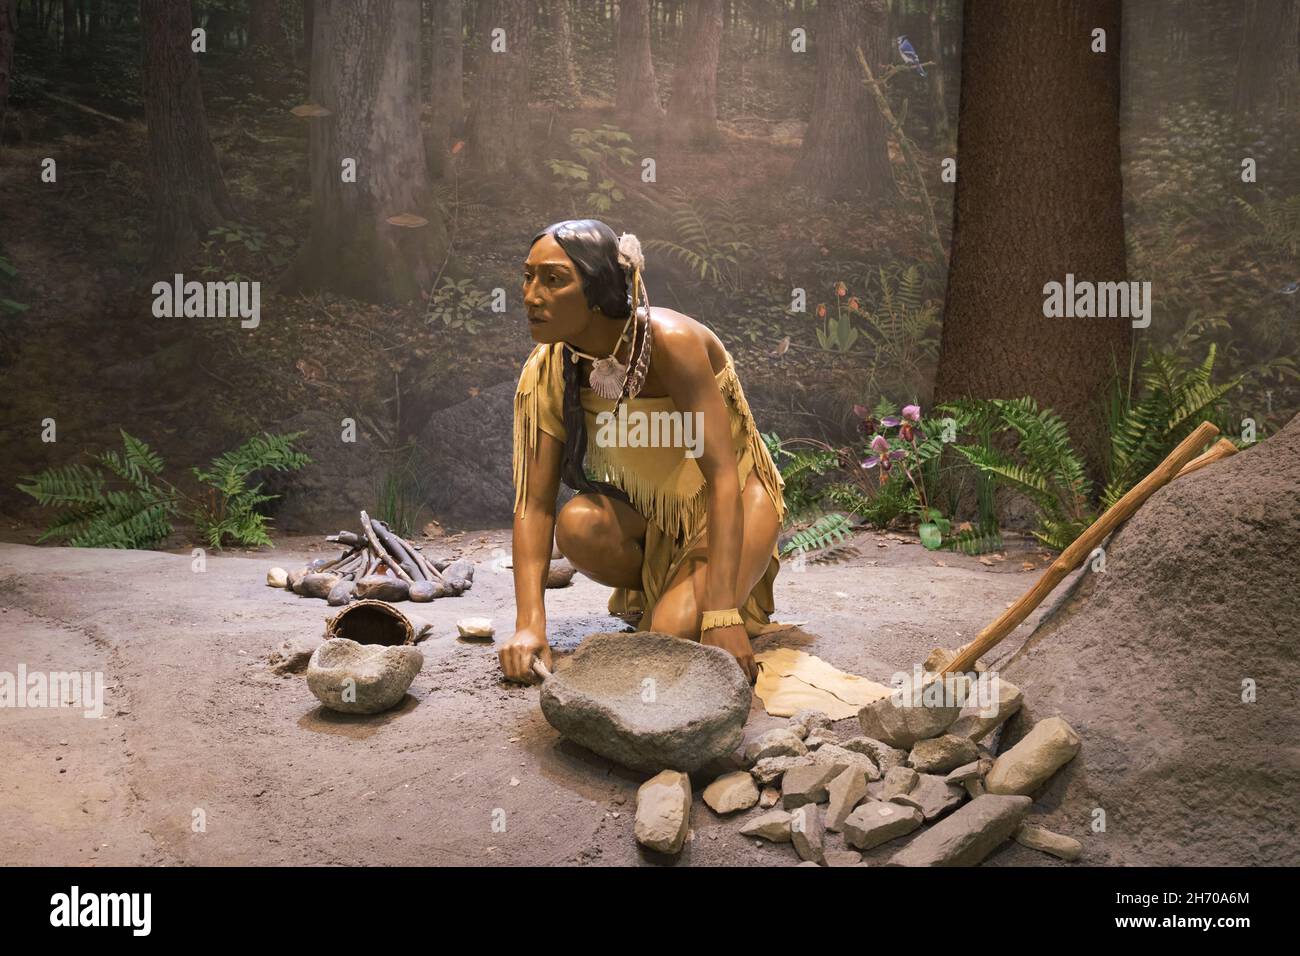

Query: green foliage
[762,431,839,522]
[855,265,941,394]
[191,432,311,549]
[19,430,310,551]
[1233,194,1300,261]
[373,444,427,539]
[546,125,634,215]
[18,430,177,549]
[1102,346,1239,509]
[940,398,1094,551]
[200,223,295,282]
[424,277,492,334]
[643,187,756,294]
[816,303,859,352]
[940,522,1004,556]
[822,476,917,531]
[781,512,854,558]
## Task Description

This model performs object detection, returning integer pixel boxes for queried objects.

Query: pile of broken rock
[634,651,1083,866]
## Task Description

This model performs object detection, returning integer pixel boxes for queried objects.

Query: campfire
[270,510,474,605]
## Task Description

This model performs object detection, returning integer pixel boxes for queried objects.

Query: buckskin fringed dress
[512,340,788,638]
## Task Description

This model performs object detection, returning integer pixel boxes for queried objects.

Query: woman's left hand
[702,623,757,683]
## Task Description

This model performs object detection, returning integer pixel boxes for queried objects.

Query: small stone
[790,803,825,864]
[986,716,1082,796]
[841,736,908,772]
[744,728,809,765]
[407,581,435,602]
[813,743,880,780]
[888,773,965,822]
[789,708,832,737]
[456,617,495,639]
[887,794,1032,866]
[796,860,820,867]
[825,848,863,867]
[857,674,970,748]
[946,761,983,785]
[803,728,841,750]
[843,800,924,850]
[740,809,793,843]
[759,787,780,809]
[750,754,815,787]
[634,770,692,854]
[1015,823,1083,861]
[947,679,1024,743]
[327,579,357,606]
[922,644,989,673]
[909,734,980,774]
[781,763,840,809]
[268,634,324,675]
[825,767,870,832]
[545,560,576,588]
[880,765,918,801]
[267,566,289,588]
[703,771,760,815]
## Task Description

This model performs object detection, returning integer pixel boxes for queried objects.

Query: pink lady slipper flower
[861,434,906,485]
[881,404,923,442]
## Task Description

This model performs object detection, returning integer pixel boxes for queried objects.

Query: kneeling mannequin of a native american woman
[499,219,787,685]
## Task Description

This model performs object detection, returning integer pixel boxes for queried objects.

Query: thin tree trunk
[615,0,666,135]
[665,0,722,145]
[794,0,891,200]
[248,0,288,57]
[549,0,579,104]
[927,0,950,142]
[464,0,535,181]
[1232,0,1300,116]
[430,0,465,179]
[141,0,233,269]
[294,0,446,303]
[934,0,1132,480]
[60,0,72,51]
[0,0,14,119]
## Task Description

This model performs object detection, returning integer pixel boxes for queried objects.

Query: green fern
[191,431,311,549]
[643,187,755,294]
[17,430,179,548]
[1102,346,1238,508]
[781,512,854,557]
[940,398,1093,550]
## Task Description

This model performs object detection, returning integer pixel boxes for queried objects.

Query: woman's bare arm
[501,427,563,682]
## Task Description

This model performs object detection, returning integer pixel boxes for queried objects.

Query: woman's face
[523,233,594,344]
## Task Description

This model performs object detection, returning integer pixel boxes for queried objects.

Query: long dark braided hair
[530,219,636,505]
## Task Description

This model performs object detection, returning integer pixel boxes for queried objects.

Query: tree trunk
[927,0,950,142]
[301,0,313,66]
[141,0,233,269]
[615,0,666,136]
[548,0,580,104]
[794,0,891,200]
[294,0,446,303]
[60,0,72,50]
[1232,0,1300,116]
[0,0,14,118]
[665,0,722,145]
[464,0,535,181]
[429,0,465,179]
[934,0,1132,480]
[248,0,288,57]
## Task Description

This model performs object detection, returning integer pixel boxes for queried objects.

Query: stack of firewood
[269,510,474,606]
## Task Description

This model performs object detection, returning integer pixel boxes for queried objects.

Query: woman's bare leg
[647,471,782,640]
[554,492,647,590]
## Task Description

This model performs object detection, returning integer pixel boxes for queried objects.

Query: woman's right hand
[499,627,552,684]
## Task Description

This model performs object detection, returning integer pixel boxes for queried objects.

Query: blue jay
[897,35,926,76]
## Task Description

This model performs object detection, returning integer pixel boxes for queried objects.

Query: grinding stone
[539,631,752,773]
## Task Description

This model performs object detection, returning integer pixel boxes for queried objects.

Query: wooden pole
[943,421,1222,673]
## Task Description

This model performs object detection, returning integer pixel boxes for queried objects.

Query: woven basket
[324,599,415,646]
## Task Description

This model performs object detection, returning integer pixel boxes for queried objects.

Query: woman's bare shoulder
[648,307,727,374]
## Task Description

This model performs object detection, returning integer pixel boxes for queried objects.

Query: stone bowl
[539,631,751,773]
[306,637,423,714]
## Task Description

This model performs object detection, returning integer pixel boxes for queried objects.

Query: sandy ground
[0,529,1081,867]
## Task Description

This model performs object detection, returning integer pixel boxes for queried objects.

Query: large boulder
[999,414,1300,866]
[539,632,751,773]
